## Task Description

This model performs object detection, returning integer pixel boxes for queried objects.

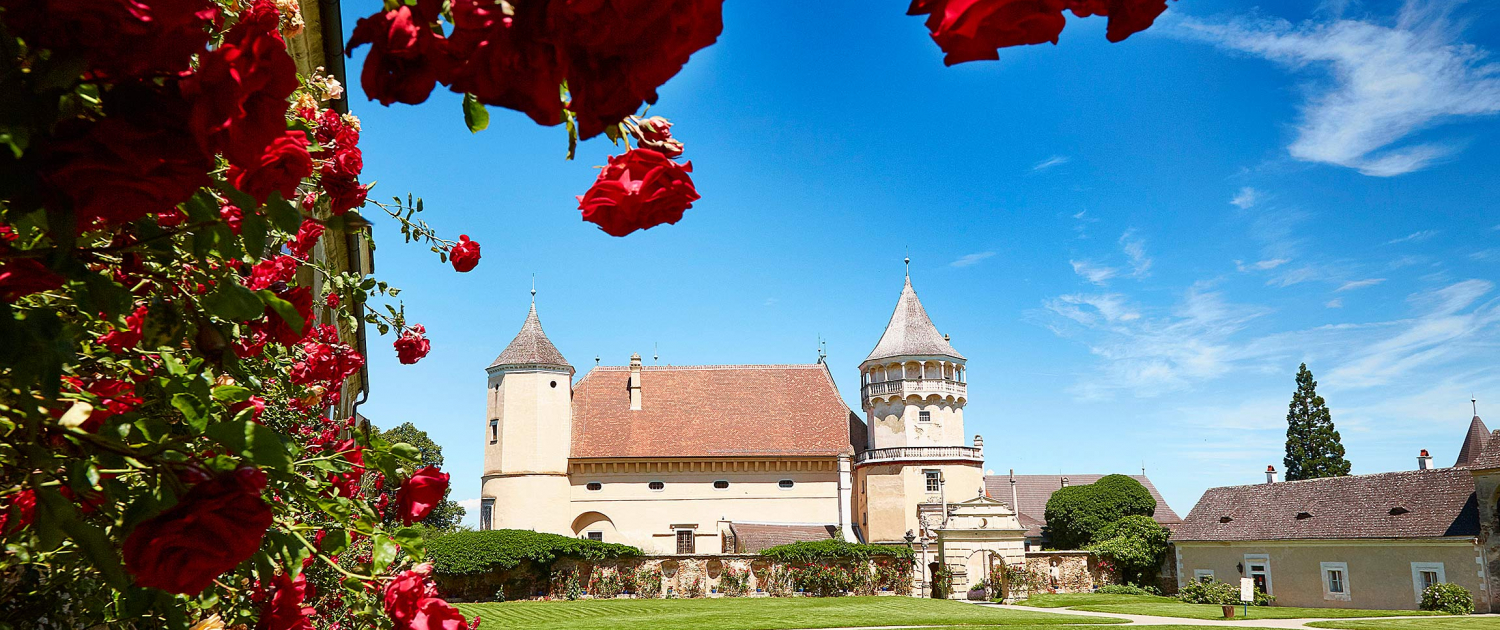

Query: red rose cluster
[122,467,274,595]
[449,235,481,272]
[578,148,701,237]
[384,563,479,630]
[396,466,449,525]
[394,324,433,364]
[348,0,725,139]
[908,0,1172,65]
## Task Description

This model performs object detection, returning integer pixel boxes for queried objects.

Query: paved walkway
[970,602,1441,629]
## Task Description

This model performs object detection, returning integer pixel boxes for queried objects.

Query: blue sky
[341,0,1500,527]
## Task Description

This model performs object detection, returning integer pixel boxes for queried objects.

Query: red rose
[394,325,431,365]
[100,304,149,354]
[221,201,246,234]
[325,292,341,308]
[347,6,451,106]
[321,173,371,215]
[449,235,480,273]
[908,0,1169,65]
[0,0,217,80]
[230,395,266,423]
[409,598,477,630]
[395,465,448,525]
[286,220,325,258]
[384,564,478,630]
[122,467,274,595]
[290,325,364,388]
[182,0,299,166]
[229,131,314,204]
[0,259,66,303]
[259,285,315,345]
[1,489,36,534]
[63,376,145,432]
[258,571,315,630]
[246,255,300,291]
[446,0,565,127]
[577,149,700,237]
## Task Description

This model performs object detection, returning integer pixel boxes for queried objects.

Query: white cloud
[1181,2,1500,176]
[457,498,481,529]
[1120,230,1153,278]
[1336,278,1387,291]
[1325,279,1500,387]
[1236,258,1291,272]
[1472,249,1500,261]
[1070,260,1120,285]
[951,252,996,268]
[1033,155,1070,171]
[1327,298,1345,308]
[1047,293,1142,325]
[1388,229,1440,244]
[1230,187,1259,209]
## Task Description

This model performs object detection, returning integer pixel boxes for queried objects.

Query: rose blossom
[384,563,479,630]
[449,236,480,273]
[907,0,1170,65]
[396,465,448,526]
[446,0,565,127]
[577,149,700,237]
[122,467,274,595]
[182,0,300,167]
[100,305,149,354]
[629,116,684,158]
[229,131,314,204]
[347,6,451,106]
[1,489,36,534]
[0,259,66,303]
[394,325,432,365]
[257,571,315,630]
[0,0,217,80]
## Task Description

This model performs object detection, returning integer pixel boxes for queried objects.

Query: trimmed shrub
[1096,583,1159,596]
[426,529,640,576]
[1088,515,1171,586]
[757,539,914,564]
[1422,582,1473,615]
[1177,580,1271,606]
[1043,475,1156,549]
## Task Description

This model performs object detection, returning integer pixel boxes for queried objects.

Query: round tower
[479,302,574,533]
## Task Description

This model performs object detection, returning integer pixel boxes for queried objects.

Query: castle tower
[853,273,985,544]
[479,303,575,533]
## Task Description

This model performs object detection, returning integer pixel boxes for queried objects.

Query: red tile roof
[570,364,860,458]
[727,523,838,553]
[982,474,1183,526]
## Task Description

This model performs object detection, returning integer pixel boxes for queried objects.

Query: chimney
[1265,465,1278,484]
[1060,476,1069,488]
[1418,449,1433,470]
[973,434,984,455]
[628,353,643,411]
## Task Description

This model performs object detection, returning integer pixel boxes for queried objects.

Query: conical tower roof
[490,304,570,370]
[864,277,963,364]
[1454,415,1490,468]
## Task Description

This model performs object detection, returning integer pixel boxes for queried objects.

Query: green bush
[1096,583,1159,596]
[1177,580,1271,606]
[757,539,914,564]
[1043,475,1156,549]
[1422,582,1473,615]
[426,529,641,576]
[1088,515,1171,585]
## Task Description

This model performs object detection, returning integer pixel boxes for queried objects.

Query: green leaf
[171,393,209,432]
[204,283,264,322]
[239,208,270,261]
[264,192,302,234]
[207,420,291,470]
[256,290,305,337]
[320,528,350,557]
[391,442,422,464]
[160,352,187,377]
[371,534,398,573]
[211,385,254,404]
[394,527,426,560]
[36,488,129,589]
[462,93,489,133]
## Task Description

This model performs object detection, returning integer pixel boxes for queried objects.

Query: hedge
[426,530,641,576]
[1042,474,1156,549]
[757,539,914,564]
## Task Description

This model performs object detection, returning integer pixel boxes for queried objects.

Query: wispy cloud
[1388,230,1440,244]
[1325,279,1500,387]
[1033,155,1070,172]
[1471,249,1500,261]
[1046,293,1142,325]
[764,297,779,306]
[1337,278,1387,292]
[1230,187,1259,209]
[1070,260,1120,285]
[1120,230,1153,279]
[1180,1,1500,176]
[951,251,996,268]
[1236,258,1291,272]
[1327,298,1344,308]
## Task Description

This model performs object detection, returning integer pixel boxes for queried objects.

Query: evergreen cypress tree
[1283,363,1352,481]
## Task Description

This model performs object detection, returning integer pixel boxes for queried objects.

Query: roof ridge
[1204,467,1458,491]
[587,363,826,371]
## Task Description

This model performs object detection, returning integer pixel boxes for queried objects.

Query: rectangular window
[676,529,695,554]
[1320,562,1350,601]
[489,419,498,444]
[586,531,603,542]
[924,470,940,493]
[1193,569,1215,584]
[1412,562,1446,603]
[480,498,495,531]
[919,411,932,422]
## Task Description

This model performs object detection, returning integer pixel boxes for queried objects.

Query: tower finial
[653,342,659,365]
[530,273,536,303]
[904,249,910,279]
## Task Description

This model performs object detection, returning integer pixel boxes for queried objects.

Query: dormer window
[1390,506,1410,515]
[1220,516,1234,523]
[1296,511,1313,520]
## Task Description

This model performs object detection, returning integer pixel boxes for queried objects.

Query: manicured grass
[1014,593,1178,608]
[1072,601,1440,620]
[453,596,1127,630]
[1309,618,1500,630]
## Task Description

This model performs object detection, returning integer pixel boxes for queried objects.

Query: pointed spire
[491,303,571,370]
[864,274,963,363]
[1454,413,1490,468]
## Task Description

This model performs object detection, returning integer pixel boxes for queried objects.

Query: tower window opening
[778,479,794,489]
[649,481,665,491]
[585,482,602,492]
[924,470,940,493]
[489,419,498,444]
[550,380,558,388]
[919,411,932,422]
[713,480,730,490]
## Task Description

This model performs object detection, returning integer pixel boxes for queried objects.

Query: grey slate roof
[1174,468,1480,542]
[490,304,570,368]
[864,277,963,363]
[982,474,1184,528]
[1455,416,1491,468]
[727,523,838,553]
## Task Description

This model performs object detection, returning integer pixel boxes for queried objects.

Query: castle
[478,272,1000,556]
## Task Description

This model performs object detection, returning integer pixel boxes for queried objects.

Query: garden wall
[989,551,1114,602]
[436,555,913,602]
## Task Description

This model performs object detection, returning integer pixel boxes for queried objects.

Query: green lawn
[453,596,1127,630]
[1017,593,1441,621]
[1308,618,1500,630]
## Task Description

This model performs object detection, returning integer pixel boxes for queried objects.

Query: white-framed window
[1244,554,1272,596]
[675,529,695,554]
[712,480,729,490]
[585,481,602,492]
[585,531,603,542]
[648,481,665,491]
[1320,562,1350,601]
[1193,569,1215,584]
[924,470,941,493]
[918,411,932,422]
[777,479,794,490]
[489,419,498,443]
[1412,562,1446,603]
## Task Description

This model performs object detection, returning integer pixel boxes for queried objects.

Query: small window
[489,419,498,444]
[586,531,603,542]
[1328,570,1344,593]
[480,498,495,531]
[676,529,695,554]
[1390,506,1410,515]
[713,480,729,490]
[1193,569,1215,584]
[1412,562,1446,603]
[649,481,665,491]
[585,482,602,492]
[918,411,932,422]
[550,380,558,388]
[1320,562,1349,601]
[1219,516,1234,523]
[777,479,794,489]
[924,470,940,493]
